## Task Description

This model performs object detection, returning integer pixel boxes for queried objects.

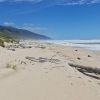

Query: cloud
[3,22,15,26]
[20,23,47,33]
[0,0,100,5]
[52,0,100,5]
[3,22,47,33]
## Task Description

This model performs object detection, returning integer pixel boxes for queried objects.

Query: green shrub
[0,38,5,47]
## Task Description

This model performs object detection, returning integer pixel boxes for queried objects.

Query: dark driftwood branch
[68,63,100,75]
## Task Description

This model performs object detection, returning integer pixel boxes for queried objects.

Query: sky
[0,0,100,39]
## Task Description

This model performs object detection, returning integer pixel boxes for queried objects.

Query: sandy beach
[0,40,100,100]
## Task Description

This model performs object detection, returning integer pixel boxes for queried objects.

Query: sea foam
[46,40,100,51]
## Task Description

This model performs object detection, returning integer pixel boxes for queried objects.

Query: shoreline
[45,40,100,51]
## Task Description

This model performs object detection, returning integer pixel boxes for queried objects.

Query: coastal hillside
[0,25,50,40]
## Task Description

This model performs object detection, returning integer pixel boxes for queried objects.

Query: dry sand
[0,41,100,100]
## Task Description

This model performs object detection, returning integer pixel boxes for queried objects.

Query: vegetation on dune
[0,38,5,47]
[0,31,16,41]
[0,32,18,47]
[6,63,17,70]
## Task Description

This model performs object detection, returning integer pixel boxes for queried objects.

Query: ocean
[46,40,100,51]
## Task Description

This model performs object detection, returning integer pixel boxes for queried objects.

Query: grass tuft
[6,63,17,70]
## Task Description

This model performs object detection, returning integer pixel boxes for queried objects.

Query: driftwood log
[68,63,100,75]
[25,56,60,64]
